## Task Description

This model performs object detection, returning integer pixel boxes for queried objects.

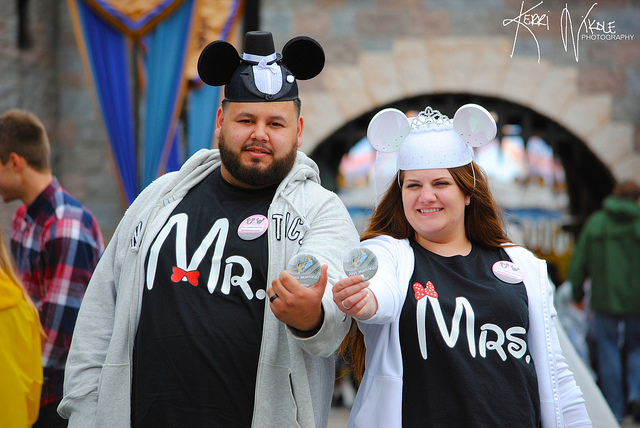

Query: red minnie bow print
[171,267,200,286]
[414,281,438,300]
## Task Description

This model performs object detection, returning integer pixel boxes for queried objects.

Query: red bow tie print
[414,281,438,300]
[171,267,199,286]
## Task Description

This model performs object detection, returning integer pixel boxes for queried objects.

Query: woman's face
[401,169,470,249]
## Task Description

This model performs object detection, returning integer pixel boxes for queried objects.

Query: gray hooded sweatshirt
[58,149,360,427]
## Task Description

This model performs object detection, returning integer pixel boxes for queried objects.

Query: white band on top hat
[242,52,278,63]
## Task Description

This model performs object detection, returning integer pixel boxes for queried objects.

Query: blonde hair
[0,225,44,337]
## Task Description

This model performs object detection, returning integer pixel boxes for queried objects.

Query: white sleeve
[359,237,411,325]
[546,276,593,427]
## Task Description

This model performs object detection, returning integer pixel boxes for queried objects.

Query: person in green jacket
[568,180,640,422]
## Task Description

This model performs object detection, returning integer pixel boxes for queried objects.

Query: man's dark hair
[0,109,50,171]
[613,180,640,201]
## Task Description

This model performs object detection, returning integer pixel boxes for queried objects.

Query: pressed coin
[287,253,322,286]
[343,247,378,280]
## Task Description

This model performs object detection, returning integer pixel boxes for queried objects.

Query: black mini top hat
[197,31,325,102]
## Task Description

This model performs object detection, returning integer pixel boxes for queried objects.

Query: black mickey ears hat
[197,31,325,102]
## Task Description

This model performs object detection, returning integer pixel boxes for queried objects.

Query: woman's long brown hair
[341,162,513,382]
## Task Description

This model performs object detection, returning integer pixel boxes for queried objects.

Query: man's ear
[8,152,24,172]
[296,116,304,148]
[214,107,224,139]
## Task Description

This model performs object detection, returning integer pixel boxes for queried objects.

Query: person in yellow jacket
[0,224,43,427]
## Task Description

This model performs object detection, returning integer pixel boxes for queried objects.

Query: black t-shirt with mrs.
[399,240,540,427]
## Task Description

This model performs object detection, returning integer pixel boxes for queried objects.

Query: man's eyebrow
[235,111,287,121]
[233,112,289,123]
[267,114,288,123]
[233,111,256,119]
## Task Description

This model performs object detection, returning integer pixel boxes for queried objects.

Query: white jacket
[350,236,591,428]
[58,150,360,427]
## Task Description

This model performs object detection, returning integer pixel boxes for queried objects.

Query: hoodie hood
[150,149,320,207]
[147,149,322,236]
[272,151,321,233]
[276,151,321,195]
[603,196,640,223]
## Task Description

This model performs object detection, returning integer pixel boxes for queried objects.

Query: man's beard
[218,134,297,187]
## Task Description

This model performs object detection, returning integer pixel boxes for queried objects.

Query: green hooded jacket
[568,196,640,315]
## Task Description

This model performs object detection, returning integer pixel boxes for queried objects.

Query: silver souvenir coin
[287,253,322,286]
[343,247,378,280]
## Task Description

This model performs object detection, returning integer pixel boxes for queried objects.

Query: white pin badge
[238,214,268,240]
[287,253,322,286]
[492,261,524,284]
[343,247,378,280]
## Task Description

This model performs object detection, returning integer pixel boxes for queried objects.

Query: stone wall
[1,0,60,241]
[264,0,640,180]
[0,0,638,248]
[0,0,123,247]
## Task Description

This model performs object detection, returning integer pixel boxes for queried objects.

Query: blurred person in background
[0,223,43,427]
[568,180,640,422]
[0,109,104,427]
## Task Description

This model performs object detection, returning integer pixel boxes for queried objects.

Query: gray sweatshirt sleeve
[58,174,171,427]
[287,191,360,357]
[57,216,125,426]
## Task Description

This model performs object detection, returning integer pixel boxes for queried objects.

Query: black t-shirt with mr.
[132,168,277,427]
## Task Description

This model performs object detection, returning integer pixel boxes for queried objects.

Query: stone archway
[300,36,640,184]
[309,93,613,222]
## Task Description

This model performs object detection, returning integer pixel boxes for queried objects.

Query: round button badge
[238,214,268,240]
[287,253,322,286]
[492,261,524,284]
[343,247,378,280]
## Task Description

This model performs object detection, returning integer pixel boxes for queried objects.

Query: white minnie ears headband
[367,104,497,204]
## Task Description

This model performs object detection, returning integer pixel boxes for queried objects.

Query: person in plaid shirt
[0,109,104,428]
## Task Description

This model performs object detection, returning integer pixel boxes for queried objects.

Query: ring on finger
[270,293,279,303]
[341,300,352,310]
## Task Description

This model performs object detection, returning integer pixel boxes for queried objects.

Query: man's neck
[21,170,53,207]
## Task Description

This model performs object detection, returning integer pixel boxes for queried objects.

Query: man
[568,180,640,422]
[0,109,105,428]
[58,31,359,427]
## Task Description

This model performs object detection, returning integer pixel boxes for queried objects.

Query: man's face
[0,156,22,203]
[215,101,303,189]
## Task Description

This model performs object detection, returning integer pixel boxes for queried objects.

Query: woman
[333,105,591,427]
[0,225,43,427]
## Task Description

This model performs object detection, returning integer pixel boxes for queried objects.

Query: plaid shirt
[11,177,104,407]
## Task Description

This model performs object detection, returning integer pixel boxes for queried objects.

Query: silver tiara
[410,107,451,131]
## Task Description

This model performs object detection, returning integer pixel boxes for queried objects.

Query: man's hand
[267,264,328,333]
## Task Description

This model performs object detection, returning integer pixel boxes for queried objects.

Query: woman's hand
[333,275,377,320]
